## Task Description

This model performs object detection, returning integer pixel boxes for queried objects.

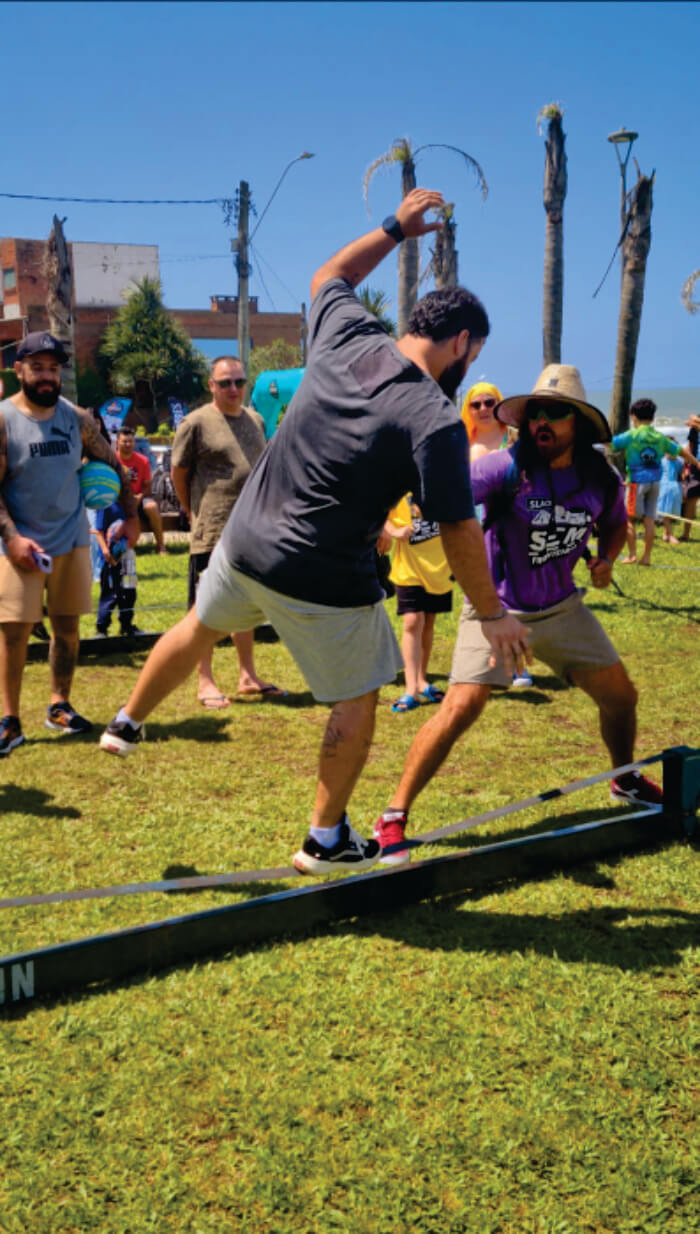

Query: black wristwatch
[382,214,405,244]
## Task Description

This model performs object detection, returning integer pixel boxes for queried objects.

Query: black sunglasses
[526,401,575,423]
[213,377,246,389]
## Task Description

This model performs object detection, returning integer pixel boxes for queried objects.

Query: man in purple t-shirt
[375,364,663,865]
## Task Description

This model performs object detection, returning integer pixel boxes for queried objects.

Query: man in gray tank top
[0,332,139,755]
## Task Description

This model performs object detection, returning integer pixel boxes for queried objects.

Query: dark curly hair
[407,287,489,343]
[630,398,656,422]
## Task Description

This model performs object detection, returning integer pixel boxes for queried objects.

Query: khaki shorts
[0,546,93,623]
[197,539,403,703]
[450,589,620,688]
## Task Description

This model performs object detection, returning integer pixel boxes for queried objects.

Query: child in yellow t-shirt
[383,495,452,713]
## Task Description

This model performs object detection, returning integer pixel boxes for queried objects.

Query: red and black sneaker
[610,771,663,806]
[374,810,410,866]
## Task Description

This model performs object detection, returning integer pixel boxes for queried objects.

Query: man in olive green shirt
[171,355,285,706]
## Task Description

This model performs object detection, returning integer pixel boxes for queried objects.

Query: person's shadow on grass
[0,784,81,820]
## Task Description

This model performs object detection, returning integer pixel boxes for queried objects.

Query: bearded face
[17,357,62,408]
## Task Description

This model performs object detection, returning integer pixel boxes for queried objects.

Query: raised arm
[310,188,445,301]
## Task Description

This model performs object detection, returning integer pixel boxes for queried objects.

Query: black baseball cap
[16,332,70,364]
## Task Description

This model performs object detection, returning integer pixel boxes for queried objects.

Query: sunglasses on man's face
[526,401,575,423]
[469,398,496,410]
[213,377,246,389]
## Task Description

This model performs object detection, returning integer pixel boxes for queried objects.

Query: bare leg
[569,661,637,767]
[620,519,637,563]
[311,689,378,828]
[419,612,437,692]
[400,611,425,697]
[639,516,655,565]
[234,628,279,693]
[680,495,697,541]
[124,607,223,724]
[0,621,32,716]
[195,644,229,705]
[48,614,81,705]
[388,682,491,812]
[143,499,165,552]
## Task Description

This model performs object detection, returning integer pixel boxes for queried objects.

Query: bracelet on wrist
[480,606,507,623]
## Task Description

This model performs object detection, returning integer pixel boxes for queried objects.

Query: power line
[250,242,301,309]
[0,192,225,206]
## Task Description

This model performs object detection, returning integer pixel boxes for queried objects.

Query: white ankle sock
[116,707,140,729]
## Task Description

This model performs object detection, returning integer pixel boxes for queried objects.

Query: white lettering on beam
[0,961,35,1003]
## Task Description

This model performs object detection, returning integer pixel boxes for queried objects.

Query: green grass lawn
[1,535,698,1232]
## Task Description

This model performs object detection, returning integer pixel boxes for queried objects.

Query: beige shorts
[450,588,620,688]
[0,546,93,623]
[197,539,403,703]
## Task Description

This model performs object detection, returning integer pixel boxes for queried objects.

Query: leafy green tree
[75,362,110,410]
[247,339,303,390]
[99,276,209,430]
[357,285,396,335]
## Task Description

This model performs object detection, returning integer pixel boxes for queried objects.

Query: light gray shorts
[633,481,660,520]
[196,539,402,703]
[450,589,620,688]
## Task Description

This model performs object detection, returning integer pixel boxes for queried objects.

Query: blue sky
[2,1,699,401]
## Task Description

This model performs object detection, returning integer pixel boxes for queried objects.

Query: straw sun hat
[495,365,612,443]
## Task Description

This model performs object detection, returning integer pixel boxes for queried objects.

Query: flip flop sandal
[237,684,289,698]
[419,684,445,704]
[199,694,231,709]
[391,693,420,713]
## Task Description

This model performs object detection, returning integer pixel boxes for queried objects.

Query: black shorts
[188,550,212,609]
[396,584,453,616]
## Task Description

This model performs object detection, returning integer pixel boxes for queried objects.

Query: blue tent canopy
[250,368,305,439]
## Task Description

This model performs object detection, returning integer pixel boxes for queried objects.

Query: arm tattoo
[0,412,18,543]
[78,408,138,518]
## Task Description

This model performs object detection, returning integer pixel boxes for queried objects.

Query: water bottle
[121,549,137,590]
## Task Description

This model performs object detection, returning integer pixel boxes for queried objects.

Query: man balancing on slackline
[374,365,664,867]
[100,186,531,873]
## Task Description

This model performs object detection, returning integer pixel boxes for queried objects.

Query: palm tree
[363,138,487,336]
[609,167,655,436]
[45,215,77,402]
[537,104,567,367]
[681,269,700,314]
[357,285,396,335]
[431,205,458,290]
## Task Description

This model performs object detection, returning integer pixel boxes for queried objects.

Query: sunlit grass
[1,534,698,1232]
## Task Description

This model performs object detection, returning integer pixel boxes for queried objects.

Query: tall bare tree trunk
[397,157,417,337]
[542,111,567,367]
[433,211,458,290]
[610,172,654,437]
[45,215,77,402]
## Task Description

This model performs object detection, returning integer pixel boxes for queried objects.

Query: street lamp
[250,151,315,242]
[608,127,638,279]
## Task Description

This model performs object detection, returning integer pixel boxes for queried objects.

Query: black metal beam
[0,804,682,1009]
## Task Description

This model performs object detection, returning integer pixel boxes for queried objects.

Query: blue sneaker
[512,669,534,689]
[0,715,25,757]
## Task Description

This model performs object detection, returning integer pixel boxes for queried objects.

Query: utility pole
[300,302,308,364]
[236,180,251,373]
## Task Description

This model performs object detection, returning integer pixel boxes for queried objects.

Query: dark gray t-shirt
[221,278,475,607]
